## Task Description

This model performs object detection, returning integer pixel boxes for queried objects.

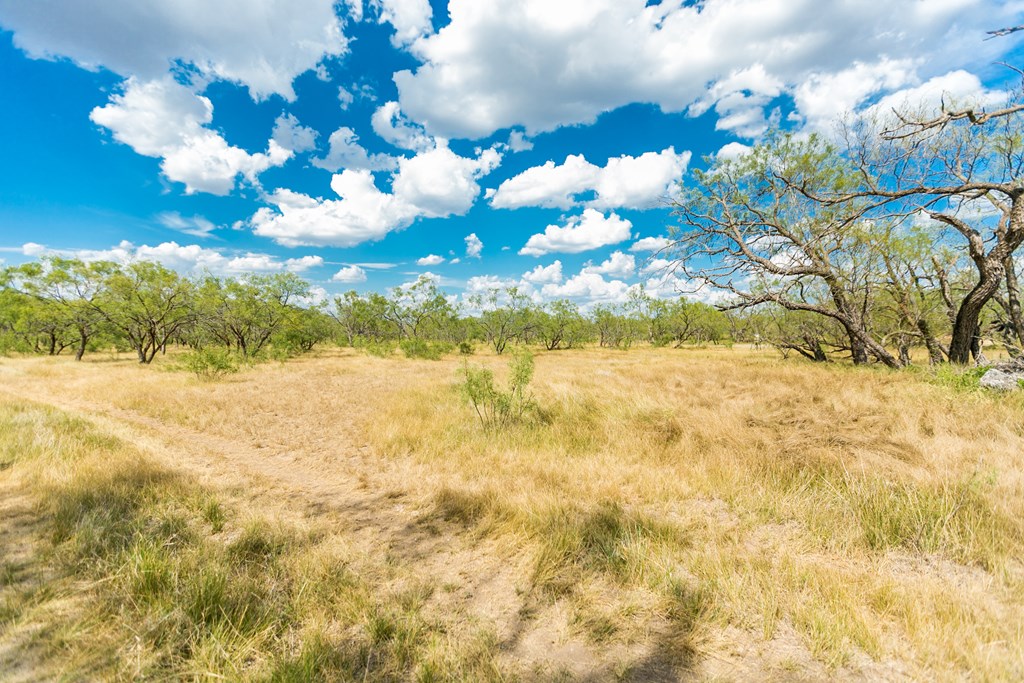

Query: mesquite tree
[670,133,903,367]
[812,94,1024,364]
[95,261,195,363]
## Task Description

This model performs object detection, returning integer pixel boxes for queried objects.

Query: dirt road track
[0,375,673,681]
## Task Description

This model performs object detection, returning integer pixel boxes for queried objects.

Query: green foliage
[399,338,452,360]
[592,304,642,349]
[924,364,988,392]
[179,347,241,380]
[470,286,536,354]
[197,273,313,359]
[383,275,458,341]
[98,261,196,363]
[535,299,591,350]
[333,290,391,345]
[458,341,474,355]
[358,337,397,358]
[459,350,536,431]
[274,306,335,354]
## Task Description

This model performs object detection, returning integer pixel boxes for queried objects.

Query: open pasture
[1,346,1023,681]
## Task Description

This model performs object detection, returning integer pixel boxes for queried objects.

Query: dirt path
[0,469,51,683]
[0,377,667,680]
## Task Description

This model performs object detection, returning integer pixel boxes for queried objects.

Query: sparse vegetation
[400,338,452,360]
[2,347,1024,679]
[178,346,242,380]
[0,398,512,680]
[460,349,536,431]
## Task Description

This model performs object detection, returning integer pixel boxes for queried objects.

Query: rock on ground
[981,364,1024,391]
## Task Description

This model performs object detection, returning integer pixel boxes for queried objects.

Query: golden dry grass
[1,345,1023,680]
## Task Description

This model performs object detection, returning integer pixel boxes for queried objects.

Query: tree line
[0,258,731,362]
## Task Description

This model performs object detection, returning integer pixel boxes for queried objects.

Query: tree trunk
[840,318,902,368]
[917,320,946,365]
[949,270,1002,364]
[970,328,987,365]
[1003,255,1024,353]
[75,329,87,361]
[950,197,1024,364]
[848,332,869,365]
[807,336,828,362]
[898,341,911,366]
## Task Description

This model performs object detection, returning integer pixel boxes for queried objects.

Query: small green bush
[459,350,536,430]
[180,347,240,380]
[458,341,474,355]
[924,364,988,392]
[359,339,396,358]
[354,339,389,360]
[399,339,451,360]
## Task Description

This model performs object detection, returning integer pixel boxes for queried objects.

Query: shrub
[360,339,397,358]
[924,364,988,392]
[180,347,240,380]
[399,339,451,360]
[252,345,295,364]
[459,350,536,430]
[458,341,474,355]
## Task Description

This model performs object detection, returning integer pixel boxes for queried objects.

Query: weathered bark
[74,329,87,361]
[808,336,828,362]
[847,330,870,365]
[943,197,1024,364]
[1003,255,1024,353]
[898,341,911,366]
[917,319,947,364]
[949,262,1005,364]
[778,336,829,362]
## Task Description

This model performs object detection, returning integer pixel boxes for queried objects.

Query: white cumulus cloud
[416,254,445,266]
[540,272,630,304]
[90,77,291,195]
[271,113,319,154]
[314,126,397,172]
[863,70,1008,124]
[521,260,563,284]
[0,0,348,100]
[490,147,689,211]
[372,0,433,47]
[371,101,434,152]
[391,0,1013,139]
[582,251,635,279]
[251,172,415,248]
[639,257,675,278]
[465,233,484,258]
[251,144,502,247]
[391,142,502,217]
[519,209,632,256]
[716,142,752,160]
[20,240,322,276]
[332,265,368,283]
[629,236,671,252]
[283,255,324,272]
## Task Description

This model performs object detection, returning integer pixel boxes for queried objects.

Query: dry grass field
[1,346,1023,681]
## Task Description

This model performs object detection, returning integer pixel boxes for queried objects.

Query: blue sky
[1,0,1022,306]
